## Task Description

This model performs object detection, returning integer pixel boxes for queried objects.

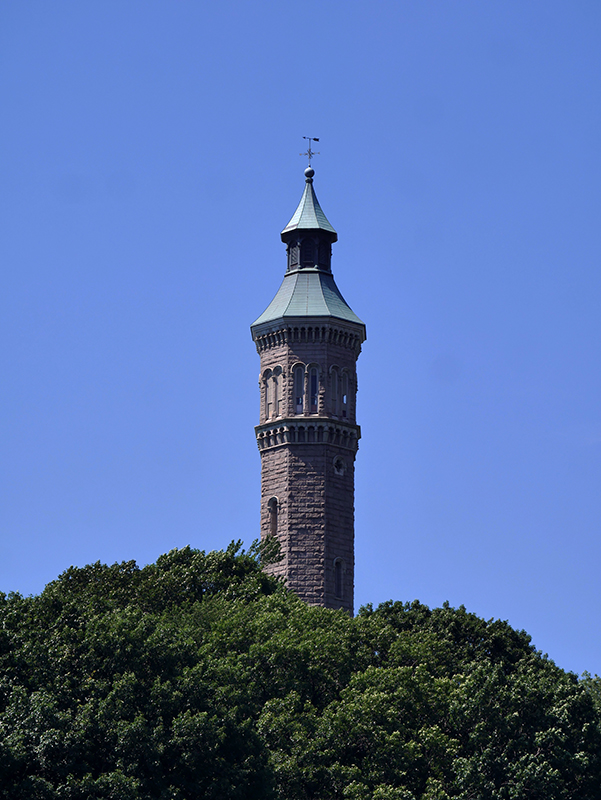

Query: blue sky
[1,1,600,676]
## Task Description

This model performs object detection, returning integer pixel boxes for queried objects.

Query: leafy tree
[0,544,599,799]
[581,671,601,720]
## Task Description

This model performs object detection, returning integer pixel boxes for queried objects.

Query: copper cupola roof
[251,168,365,338]
[280,167,338,242]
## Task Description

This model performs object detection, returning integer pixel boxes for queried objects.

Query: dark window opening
[334,559,343,598]
[301,239,314,266]
[294,367,304,413]
[268,497,278,536]
[310,369,318,413]
[331,370,339,415]
[318,240,330,268]
[264,370,272,420]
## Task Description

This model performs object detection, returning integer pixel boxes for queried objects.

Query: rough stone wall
[259,443,356,613]
[323,446,356,610]
[256,328,360,614]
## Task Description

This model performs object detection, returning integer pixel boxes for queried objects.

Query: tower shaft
[251,168,365,613]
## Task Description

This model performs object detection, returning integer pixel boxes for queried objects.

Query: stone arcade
[251,167,366,613]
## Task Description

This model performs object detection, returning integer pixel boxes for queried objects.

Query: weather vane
[300,136,320,166]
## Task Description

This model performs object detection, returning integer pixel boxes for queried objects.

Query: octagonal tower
[251,167,366,613]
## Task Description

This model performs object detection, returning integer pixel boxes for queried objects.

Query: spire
[251,167,365,337]
[281,168,338,243]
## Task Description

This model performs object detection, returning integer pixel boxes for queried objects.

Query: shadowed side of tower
[251,167,366,614]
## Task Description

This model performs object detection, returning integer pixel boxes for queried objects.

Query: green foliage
[0,545,599,799]
[580,672,601,719]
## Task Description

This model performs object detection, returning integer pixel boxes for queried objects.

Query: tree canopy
[1,543,599,799]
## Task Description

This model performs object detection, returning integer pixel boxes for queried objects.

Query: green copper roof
[251,269,364,330]
[281,169,337,240]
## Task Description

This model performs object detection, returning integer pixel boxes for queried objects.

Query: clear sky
[1,1,600,676]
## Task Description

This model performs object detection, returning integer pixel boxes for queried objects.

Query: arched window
[272,373,280,417]
[331,368,339,416]
[294,366,304,414]
[263,369,273,419]
[341,373,349,419]
[266,380,272,419]
[334,558,343,599]
[265,366,282,418]
[310,367,318,414]
[268,497,278,536]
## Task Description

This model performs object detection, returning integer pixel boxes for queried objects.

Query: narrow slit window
[294,367,304,414]
[273,376,279,417]
[331,369,339,415]
[268,497,278,536]
[335,559,343,598]
[341,373,349,419]
[264,371,272,420]
[310,368,318,413]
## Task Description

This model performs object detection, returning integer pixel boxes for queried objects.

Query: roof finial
[300,136,320,168]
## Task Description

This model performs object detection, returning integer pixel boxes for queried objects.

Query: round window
[333,456,346,476]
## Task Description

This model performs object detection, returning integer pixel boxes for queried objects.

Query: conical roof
[281,168,337,241]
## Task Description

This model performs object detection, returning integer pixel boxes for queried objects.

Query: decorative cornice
[255,418,361,452]
[253,321,364,355]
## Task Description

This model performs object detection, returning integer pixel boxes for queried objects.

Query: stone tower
[251,166,366,613]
